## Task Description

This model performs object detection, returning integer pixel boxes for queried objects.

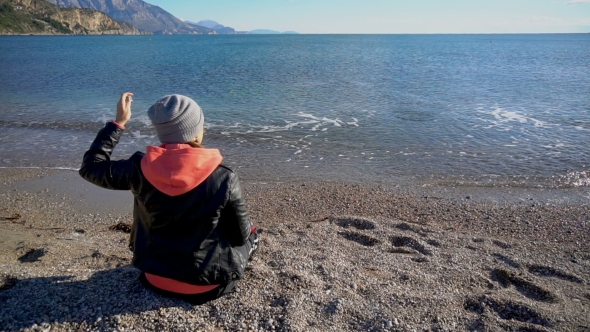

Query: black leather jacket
[79,122,252,285]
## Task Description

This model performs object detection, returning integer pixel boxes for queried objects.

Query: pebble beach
[0,168,588,332]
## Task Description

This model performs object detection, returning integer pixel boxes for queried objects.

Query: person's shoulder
[211,165,241,183]
[217,164,236,174]
[130,151,145,161]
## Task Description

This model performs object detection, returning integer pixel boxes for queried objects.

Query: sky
[146,0,590,34]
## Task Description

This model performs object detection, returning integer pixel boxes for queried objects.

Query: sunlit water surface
[0,34,588,188]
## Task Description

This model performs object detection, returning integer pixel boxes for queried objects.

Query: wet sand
[0,168,588,332]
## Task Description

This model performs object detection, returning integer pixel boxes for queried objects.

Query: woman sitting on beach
[79,92,260,304]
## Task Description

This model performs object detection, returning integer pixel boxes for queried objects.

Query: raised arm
[79,92,136,190]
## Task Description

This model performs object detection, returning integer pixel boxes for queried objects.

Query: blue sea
[0,34,588,188]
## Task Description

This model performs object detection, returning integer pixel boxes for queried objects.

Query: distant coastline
[4,32,589,36]
[0,31,149,36]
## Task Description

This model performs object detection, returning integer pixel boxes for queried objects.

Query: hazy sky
[146,0,590,34]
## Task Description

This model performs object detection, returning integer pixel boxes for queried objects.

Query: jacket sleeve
[79,122,134,190]
[225,172,253,246]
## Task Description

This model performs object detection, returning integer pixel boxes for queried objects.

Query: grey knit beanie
[147,94,204,144]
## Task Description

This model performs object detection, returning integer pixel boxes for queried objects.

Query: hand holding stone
[115,92,134,127]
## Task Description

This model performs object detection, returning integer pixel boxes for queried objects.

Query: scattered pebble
[0,169,587,332]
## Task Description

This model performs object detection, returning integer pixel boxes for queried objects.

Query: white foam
[296,112,321,120]
[477,107,550,129]
[26,121,43,127]
[296,112,351,127]
[96,114,109,123]
[218,122,242,129]
[300,135,314,142]
[322,117,342,127]
[491,108,527,123]
[134,114,152,126]
[131,131,150,139]
[218,120,321,134]
[530,118,547,127]
[360,109,376,117]
[311,124,323,131]
[206,111,362,136]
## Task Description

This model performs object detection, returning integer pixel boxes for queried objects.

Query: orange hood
[141,144,223,197]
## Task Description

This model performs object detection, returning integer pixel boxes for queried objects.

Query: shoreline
[1,165,589,205]
[0,168,588,331]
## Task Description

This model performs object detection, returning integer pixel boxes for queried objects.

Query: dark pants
[139,232,259,305]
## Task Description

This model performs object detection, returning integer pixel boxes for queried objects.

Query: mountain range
[190,20,221,30]
[45,0,214,34]
[185,20,237,34]
[187,20,299,35]
[185,20,299,35]
[0,0,142,35]
[251,29,298,35]
[5,0,297,35]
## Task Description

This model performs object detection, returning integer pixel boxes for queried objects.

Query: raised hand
[115,92,134,127]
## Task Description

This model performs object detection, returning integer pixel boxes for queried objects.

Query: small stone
[393,318,399,325]
[572,298,581,302]
[385,321,393,328]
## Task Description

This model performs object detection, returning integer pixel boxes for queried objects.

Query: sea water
[0,34,588,188]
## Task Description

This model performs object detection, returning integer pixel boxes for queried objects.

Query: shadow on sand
[0,266,195,331]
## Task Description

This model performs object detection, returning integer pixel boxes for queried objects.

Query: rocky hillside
[0,0,143,34]
[46,0,214,34]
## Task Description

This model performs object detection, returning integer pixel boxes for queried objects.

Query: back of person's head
[148,94,204,144]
